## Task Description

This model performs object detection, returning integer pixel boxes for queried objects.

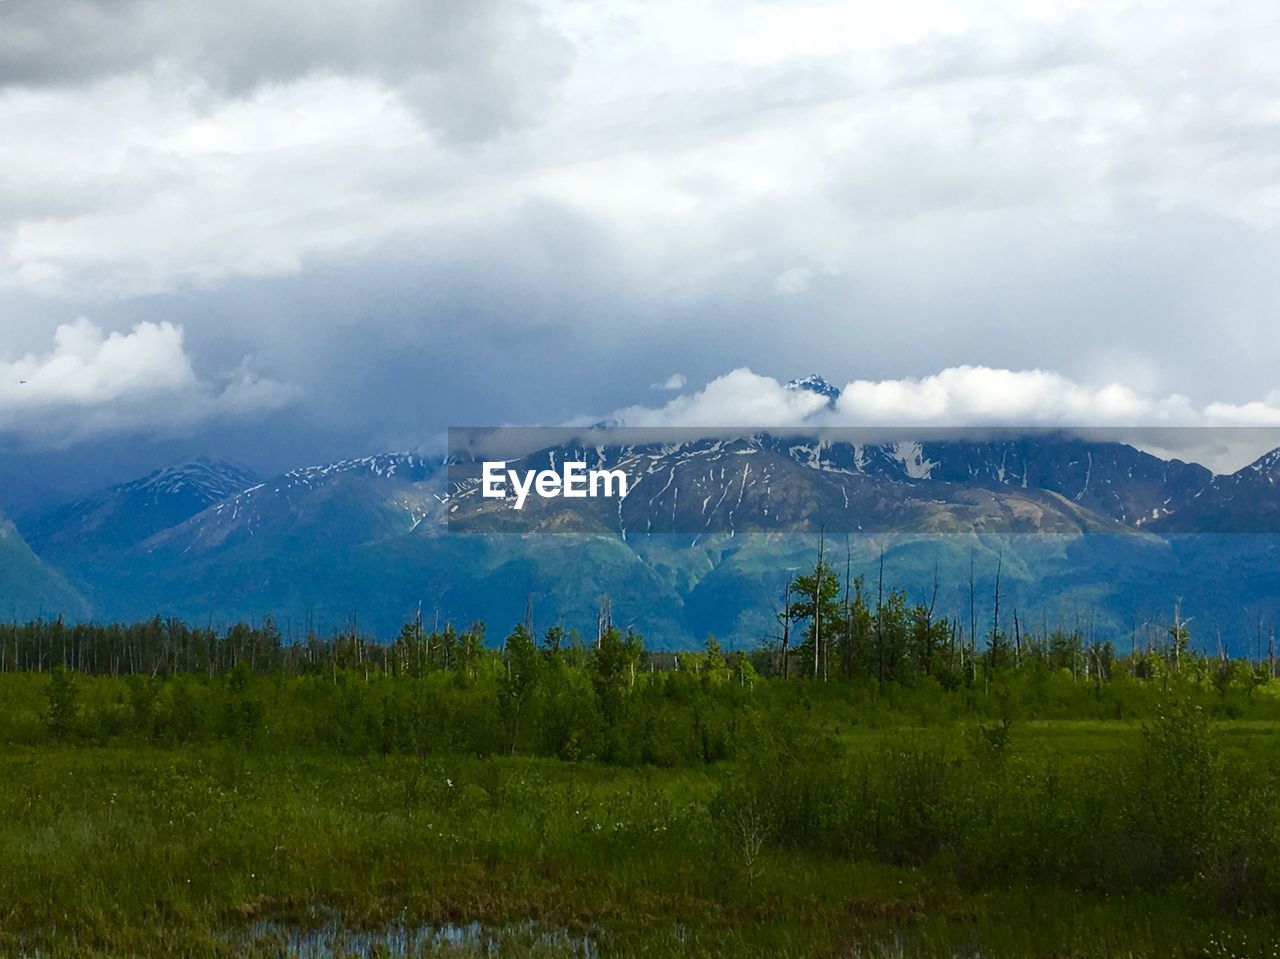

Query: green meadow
[3,666,1280,958]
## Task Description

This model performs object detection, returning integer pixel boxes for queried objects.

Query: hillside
[0,514,91,621]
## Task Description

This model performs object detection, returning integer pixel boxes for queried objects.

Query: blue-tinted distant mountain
[0,512,90,620]
[88,436,1112,639]
[920,438,1212,527]
[1151,448,1280,533]
[445,432,1214,533]
[24,457,260,557]
[445,434,1126,537]
[140,453,442,554]
[14,431,1280,647]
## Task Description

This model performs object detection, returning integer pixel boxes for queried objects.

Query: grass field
[4,716,1280,958]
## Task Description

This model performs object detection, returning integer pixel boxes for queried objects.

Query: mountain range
[4,378,1280,648]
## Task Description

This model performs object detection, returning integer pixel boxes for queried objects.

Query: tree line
[3,547,1276,697]
[769,545,1276,692]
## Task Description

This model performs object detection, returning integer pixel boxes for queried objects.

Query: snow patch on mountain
[891,441,936,480]
[122,457,259,503]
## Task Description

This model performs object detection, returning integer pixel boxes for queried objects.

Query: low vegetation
[3,559,1280,956]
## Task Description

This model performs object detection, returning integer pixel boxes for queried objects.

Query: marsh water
[224,919,600,958]
[219,919,951,958]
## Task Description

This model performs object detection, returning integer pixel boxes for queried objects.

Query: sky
[3,0,1280,506]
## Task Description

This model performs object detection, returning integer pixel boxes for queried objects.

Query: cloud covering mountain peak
[605,366,1280,466]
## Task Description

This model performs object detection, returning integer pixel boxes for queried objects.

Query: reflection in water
[226,919,599,958]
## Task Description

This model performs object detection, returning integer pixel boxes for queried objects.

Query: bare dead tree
[781,578,793,680]
[597,594,612,648]
[876,543,886,686]
[1171,598,1190,675]
[991,552,1003,652]
[842,536,852,679]
[967,548,977,685]
[814,529,825,681]
[923,560,939,676]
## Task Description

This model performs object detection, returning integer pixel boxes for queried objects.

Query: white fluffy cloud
[1204,394,1280,426]
[613,368,832,427]
[651,373,687,391]
[609,366,1280,429]
[833,367,1203,425]
[0,318,194,408]
[0,319,296,441]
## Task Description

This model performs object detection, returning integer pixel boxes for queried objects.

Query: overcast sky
[3,0,1280,500]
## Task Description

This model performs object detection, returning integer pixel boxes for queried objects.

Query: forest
[3,557,1280,957]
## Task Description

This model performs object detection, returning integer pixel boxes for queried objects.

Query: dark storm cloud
[3,0,1280,471]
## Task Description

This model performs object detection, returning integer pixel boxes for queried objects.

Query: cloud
[0,0,571,143]
[1204,393,1280,426]
[2,0,1280,471]
[612,368,830,427]
[5,0,1280,303]
[773,266,837,295]
[0,318,194,406]
[773,267,815,296]
[651,373,687,391]
[0,318,297,442]
[833,367,1200,426]
[607,365,1280,430]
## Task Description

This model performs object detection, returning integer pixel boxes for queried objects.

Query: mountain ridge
[9,421,1280,646]
[24,457,261,557]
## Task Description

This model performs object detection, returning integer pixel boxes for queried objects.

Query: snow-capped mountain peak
[1244,447,1280,480]
[24,457,261,555]
[123,457,260,502]
[784,374,841,407]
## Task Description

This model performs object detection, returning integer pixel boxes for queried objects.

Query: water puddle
[225,918,599,958]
